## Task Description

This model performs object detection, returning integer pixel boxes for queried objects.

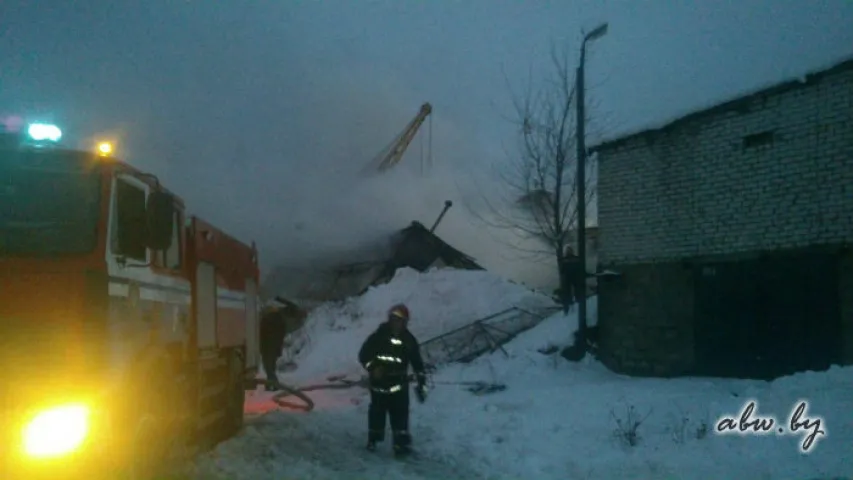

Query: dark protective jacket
[259,308,288,357]
[358,322,426,393]
[560,254,583,288]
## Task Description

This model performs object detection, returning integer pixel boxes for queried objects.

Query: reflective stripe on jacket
[358,322,425,392]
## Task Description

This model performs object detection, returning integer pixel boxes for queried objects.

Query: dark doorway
[693,251,842,380]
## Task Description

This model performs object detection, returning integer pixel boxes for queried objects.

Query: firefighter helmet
[388,304,410,321]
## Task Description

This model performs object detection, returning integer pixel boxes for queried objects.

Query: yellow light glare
[97,142,113,156]
[23,404,91,458]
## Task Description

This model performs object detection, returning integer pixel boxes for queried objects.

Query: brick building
[591,57,853,380]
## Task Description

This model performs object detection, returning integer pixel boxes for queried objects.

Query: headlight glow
[26,123,62,142]
[22,404,91,458]
[97,141,113,156]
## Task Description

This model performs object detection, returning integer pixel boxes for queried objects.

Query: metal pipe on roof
[429,200,453,233]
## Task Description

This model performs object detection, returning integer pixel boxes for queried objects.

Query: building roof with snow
[392,221,483,271]
[366,221,484,288]
[590,55,853,154]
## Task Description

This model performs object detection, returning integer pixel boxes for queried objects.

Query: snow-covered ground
[194,268,853,480]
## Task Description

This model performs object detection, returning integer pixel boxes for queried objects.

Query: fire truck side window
[115,178,147,261]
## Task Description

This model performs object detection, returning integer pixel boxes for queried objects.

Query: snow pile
[282,267,556,381]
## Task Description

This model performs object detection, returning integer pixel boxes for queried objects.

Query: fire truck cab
[0,123,261,478]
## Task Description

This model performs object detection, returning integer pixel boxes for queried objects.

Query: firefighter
[358,303,428,457]
[259,304,288,391]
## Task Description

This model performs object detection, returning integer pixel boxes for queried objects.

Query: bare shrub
[610,405,652,447]
[665,404,711,445]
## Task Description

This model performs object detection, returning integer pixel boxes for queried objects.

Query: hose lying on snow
[246,378,316,412]
[270,383,316,412]
[268,377,366,412]
[266,370,507,412]
[264,377,368,412]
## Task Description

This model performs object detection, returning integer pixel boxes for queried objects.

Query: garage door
[693,251,841,380]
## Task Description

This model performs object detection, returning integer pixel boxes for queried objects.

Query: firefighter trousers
[367,386,411,448]
[261,347,280,384]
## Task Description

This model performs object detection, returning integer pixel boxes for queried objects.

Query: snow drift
[281,267,556,381]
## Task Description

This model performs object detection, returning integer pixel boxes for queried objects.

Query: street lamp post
[575,22,608,349]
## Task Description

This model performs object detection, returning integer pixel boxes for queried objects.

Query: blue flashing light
[27,123,62,142]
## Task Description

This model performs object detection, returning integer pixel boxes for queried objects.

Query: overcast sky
[2,1,852,284]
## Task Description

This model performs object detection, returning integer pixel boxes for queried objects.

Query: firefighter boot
[367,428,384,452]
[265,379,280,392]
[393,430,413,457]
[393,444,413,457]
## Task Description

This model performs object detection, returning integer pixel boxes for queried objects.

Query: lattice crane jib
[375,102,433,173]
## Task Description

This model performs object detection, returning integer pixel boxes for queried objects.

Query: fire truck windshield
[0,148,102,256]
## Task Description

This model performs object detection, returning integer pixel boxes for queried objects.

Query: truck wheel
[223,350,246,436]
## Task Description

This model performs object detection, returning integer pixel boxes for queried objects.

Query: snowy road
[193,399,490,480]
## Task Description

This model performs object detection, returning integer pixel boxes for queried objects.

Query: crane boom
[376,102,432,172]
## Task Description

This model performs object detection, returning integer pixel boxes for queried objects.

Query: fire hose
[270,383,317,412]
[266,366,506,412]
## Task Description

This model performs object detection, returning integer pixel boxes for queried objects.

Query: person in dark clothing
[358,303,427,457]
[560,249,582,314]
[259,305,288,391]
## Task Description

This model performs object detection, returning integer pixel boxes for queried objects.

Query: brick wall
[597,67,853,265]
[597,263,695,375]
[594,62,853,377]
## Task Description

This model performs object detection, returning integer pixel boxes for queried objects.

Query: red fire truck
[0,122,262,479]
